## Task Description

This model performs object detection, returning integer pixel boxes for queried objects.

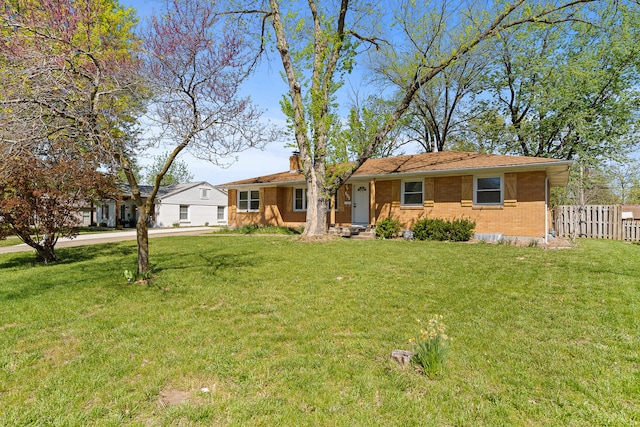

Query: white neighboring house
[96,181,228,228]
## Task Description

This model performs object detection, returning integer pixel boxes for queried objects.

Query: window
[475,176,503,205]
[217,206,225,221]
[179,205,189,220]
[102,204,109,220]
[200,188,210,200]
[238,190,260,212]
[402,180,423,206]
[293,187,307,211]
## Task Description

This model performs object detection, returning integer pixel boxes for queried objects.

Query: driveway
[0,227,216,254]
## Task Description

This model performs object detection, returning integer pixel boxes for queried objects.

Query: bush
[412,218,475,241]
[375,217,402,239]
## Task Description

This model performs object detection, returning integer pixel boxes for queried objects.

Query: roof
[118,181,225,199]
[220,151,573,188]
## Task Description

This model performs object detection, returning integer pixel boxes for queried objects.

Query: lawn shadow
[0,243,139,302]
[0,242,137,270]
[54,243,137,265]
[152,248,265,276]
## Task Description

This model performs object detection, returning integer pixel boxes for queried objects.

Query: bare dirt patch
[158,388,191,407]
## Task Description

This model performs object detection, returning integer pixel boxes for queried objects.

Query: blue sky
[121,0,300,185]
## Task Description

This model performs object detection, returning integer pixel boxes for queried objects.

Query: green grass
[0,237,639,426]
[0,236,22,248]
[215,224,303,235]
[0,227,119,248]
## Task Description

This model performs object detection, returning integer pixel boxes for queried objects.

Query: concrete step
[328,226,375,239]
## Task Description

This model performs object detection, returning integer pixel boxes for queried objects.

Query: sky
[121,0,302,185]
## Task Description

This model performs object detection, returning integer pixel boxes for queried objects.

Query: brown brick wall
[373,171,548,238]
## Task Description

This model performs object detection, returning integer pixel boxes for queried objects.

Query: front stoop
[328,226,376,240]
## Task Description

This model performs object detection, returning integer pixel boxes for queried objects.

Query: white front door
[352,183,369,225]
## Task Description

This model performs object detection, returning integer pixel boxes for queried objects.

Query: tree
[473,4,640,162]
[605,160,640,204]
[142,153,194,186]
[234,0,601,236]
[328,95,405,163]
[0,0,143,261]
[118,0,268,275]
[372,9,489,154]
[0,146,115,263]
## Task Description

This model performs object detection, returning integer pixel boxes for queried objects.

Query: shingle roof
[220,151,573,188]
[118,181,219,199]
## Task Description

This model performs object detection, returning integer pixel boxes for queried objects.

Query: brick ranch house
[219,151,573,241]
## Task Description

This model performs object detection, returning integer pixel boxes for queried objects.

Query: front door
[352,183,369,225]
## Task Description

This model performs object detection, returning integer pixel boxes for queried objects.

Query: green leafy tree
[473,5,640,163]
[0,0,143,262]
[328,95,404,163]
[142,153,194,186]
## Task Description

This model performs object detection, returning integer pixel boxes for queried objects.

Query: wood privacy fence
[554,205,640,241]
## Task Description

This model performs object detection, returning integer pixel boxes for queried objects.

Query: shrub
[412,218,475,241]
[375,217,402,239]
[448,218,476,241]
[410,315,449,378]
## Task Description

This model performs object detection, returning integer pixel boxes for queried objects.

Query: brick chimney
[289,151,301,173]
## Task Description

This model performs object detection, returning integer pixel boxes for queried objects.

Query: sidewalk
[0,227,216,254]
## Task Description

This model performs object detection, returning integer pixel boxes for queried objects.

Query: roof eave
[351,160,573,185]
[218,177,306,189]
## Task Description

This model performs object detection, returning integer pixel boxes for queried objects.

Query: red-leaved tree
[0,148,116,263]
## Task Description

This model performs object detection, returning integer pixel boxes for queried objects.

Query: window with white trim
[402,180,423,206]
[217,206,225,221]
[179,205,189,220]
[474,176,503,205]
[200,188,210,199]
[238,190,260,212]
[293,187,307,211]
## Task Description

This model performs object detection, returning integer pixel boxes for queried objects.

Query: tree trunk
[303,173,328,236]
[35,243,57,263]
[136,211,150,275]
[16,231,58,263]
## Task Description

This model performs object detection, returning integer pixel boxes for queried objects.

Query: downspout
[544,176,549,244]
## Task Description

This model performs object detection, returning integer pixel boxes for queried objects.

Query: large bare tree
[120,0,269,275]
[231,0,600,236]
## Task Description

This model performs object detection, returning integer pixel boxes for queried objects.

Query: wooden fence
[554,205,640,241]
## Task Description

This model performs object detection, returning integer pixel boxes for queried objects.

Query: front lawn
[0,237,638,426]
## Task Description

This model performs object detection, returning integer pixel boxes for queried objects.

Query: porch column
[369,179,376,226]
[330,194,336,227]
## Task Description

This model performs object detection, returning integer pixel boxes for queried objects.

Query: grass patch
[215,224,303,235]
[0,237,639,425]
[0,236,23,248]
[0,227,119,249]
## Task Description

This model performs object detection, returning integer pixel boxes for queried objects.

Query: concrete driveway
[0,227,216,254]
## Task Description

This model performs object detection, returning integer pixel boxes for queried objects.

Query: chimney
[289,151,301,173]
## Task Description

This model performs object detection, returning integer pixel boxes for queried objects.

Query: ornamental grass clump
[410,315,449,378]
